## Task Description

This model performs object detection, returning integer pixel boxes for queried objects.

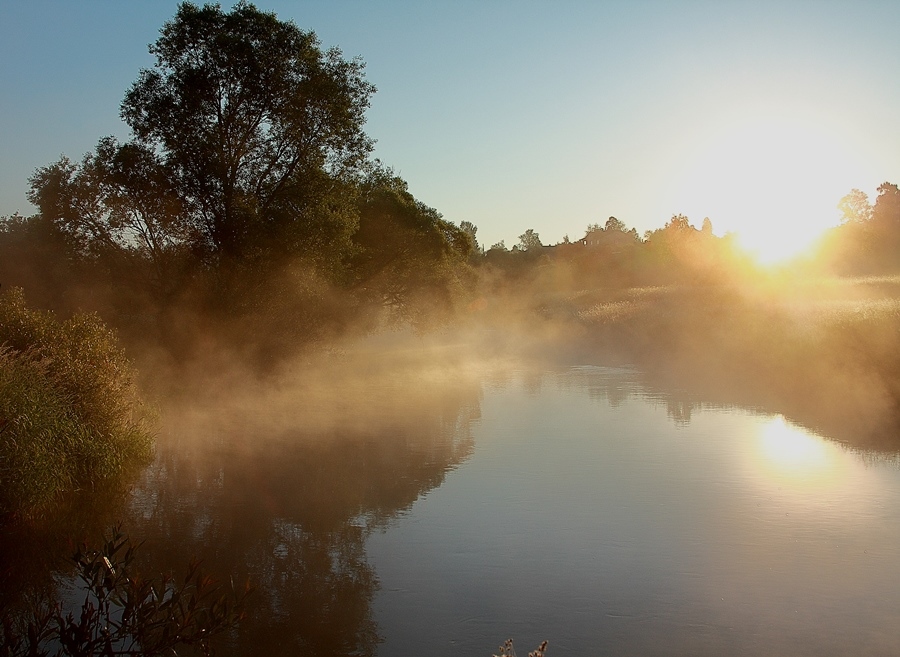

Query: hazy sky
[2,1,900,255]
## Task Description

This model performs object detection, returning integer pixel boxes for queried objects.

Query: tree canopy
[121,2,375,266]
[29,2,377,282]
[518,228,543,251]
[14,2,478,360]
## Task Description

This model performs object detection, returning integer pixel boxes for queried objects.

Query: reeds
[0,288,153,518]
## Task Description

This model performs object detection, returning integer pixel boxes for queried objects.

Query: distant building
[579,228,636,252]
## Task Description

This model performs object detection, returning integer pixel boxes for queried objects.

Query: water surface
[7,364,900,656]
[366,367,900,656]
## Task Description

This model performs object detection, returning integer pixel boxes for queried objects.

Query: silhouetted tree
[28,139,191,300]
[351,167,474,327]
[460,221,480,254]
[518,228,543,251]
[605,216,627,232]
[19,3,483,360]
[872,183,900,225]
[119,2,374,269]
[665,214,693,232]
[28,1,376,309]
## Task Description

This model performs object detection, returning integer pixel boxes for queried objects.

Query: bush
[0,287,153,517]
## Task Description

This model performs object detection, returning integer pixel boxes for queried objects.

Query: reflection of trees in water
[121,379,479,657]
[561,363,900,455]
[664,397,697,425]
[0,480,132,613]
[558,366,641,409]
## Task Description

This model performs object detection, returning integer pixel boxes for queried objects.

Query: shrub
[0,287,153,517]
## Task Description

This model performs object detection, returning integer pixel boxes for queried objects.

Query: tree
[872,183,900,225]
[518,228,543,251]
[665,214,693,232]
[28,138,190,297]
[459,220,479,253]
[119,1,375,268]
[838,189,873,224]
[605,216,627,232]
[21,2,476,357]
[350,167,474,327]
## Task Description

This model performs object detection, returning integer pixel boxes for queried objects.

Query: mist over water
[7,356,898,656]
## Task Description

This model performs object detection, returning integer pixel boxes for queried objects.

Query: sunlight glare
[758,415,829,478]
[675,109,870,265]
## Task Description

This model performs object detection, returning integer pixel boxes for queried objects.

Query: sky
[2,1,900,259]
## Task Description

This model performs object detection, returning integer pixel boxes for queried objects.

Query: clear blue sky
[2,1,900,254]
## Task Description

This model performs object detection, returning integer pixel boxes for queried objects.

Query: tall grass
[0,287,153,518]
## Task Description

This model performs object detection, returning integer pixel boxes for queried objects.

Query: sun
[674,108,869,265]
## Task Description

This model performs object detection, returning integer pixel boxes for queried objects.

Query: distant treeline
[470,181,900,291]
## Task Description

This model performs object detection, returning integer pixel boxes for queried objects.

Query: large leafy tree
[837,188,873,224]
[517,228,543,252]
[120,1,375,268]
[31,2,374,277]
[28,138,189,298]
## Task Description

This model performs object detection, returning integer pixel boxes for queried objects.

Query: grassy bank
[554,276,900,449]
[0,288,153,518]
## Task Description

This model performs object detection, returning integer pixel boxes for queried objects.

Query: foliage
[604,216,627,232]
[837,189,873,224]
[460,220,480,254]
[120,1,374,268]
[30,2,374,274]
[1,527,249,657]
[0,287,153,517]
[493,638,548,657]
[351,167,475,327]
[518,229,543,251]
[873,182,900,225]
[16,2,483,361]
[819,182,900,274]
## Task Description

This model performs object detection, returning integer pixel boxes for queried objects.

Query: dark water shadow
[1,363,481,657]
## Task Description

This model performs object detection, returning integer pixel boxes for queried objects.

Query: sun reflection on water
[740,413,883,523]
[758,415,830,477]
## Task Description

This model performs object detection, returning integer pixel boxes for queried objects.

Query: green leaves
[0,288,153,517]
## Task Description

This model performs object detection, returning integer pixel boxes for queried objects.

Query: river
[7,363,900,656]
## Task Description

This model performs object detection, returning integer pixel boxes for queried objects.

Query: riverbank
[517,276,900,450]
